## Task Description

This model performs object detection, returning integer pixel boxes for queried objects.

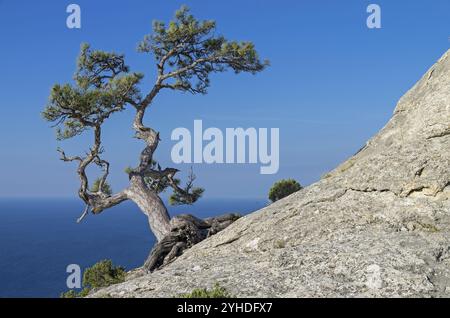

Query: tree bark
[125,175,171,242]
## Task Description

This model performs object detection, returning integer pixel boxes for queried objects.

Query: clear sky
[0,0,449,199]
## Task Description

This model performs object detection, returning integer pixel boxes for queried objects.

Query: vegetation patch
[269,179,302,202]
[61,260,125,298]
[178,283,233,298]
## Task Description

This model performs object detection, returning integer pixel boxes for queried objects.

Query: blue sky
[0,0,449,199]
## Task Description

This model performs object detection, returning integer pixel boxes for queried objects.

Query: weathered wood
[125,175,171,242]
[144,213,241,272]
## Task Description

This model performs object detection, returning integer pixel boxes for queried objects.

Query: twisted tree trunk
[125,175,171,242]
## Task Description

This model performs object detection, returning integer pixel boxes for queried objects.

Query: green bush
[179,283,233,298]
[60,289,78,298]
[60,288,90,298]
[268,179,302,202]
[83,259,126,289]
[60,260,126,298]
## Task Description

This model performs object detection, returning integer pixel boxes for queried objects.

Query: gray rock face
[91,50,450,298]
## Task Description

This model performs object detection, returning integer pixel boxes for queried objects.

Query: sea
[0,198,266,298]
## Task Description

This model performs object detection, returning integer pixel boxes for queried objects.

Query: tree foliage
[268,179,302,203]
[90,178,112,196]
[138,5,268,94]
[43,44,143,140]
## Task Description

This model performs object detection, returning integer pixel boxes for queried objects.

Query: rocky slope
[91,49,450,298]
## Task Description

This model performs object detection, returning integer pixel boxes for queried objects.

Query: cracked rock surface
[91,50,450,298]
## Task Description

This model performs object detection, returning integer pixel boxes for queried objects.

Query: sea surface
[0,198,266,298]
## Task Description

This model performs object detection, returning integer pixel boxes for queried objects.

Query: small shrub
[83,259,126,289]
[60,289,78,298]
[268,179,302,202]
[60,259,125,298]
[179,283,233,298]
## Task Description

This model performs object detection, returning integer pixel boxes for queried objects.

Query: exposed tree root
[144,213,241,272]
